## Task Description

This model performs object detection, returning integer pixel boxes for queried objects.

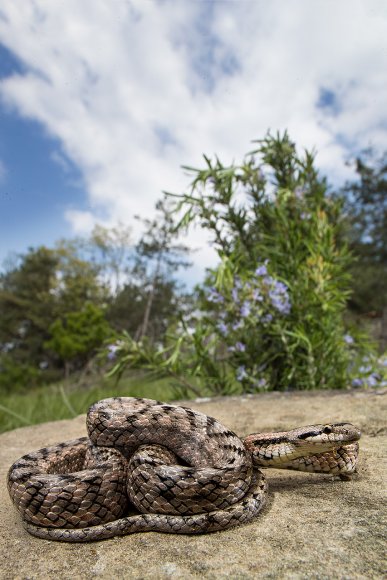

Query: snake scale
[7,397,361,542]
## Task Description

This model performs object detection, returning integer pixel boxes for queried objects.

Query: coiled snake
[7,397,361,542]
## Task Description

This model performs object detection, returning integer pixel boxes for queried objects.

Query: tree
[0,247,59,389]
[338,149,387,313]
[55,240,107,310]
[0,215,191,390]
[88,222,133,293]
[106,200,192,343]
[134,199,191,340]
[0,247,59,369]
[45,303,113,377]
[0,244,105,388]
[107,279,189,344]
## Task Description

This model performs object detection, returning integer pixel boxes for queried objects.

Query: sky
[0,0,387,285]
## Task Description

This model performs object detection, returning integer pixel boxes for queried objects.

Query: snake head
[244,422,361,470]
[293,423,361,448]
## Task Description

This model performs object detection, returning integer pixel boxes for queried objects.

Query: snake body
[7,397,361,542]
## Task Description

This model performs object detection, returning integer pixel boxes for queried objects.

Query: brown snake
[7,397,361,542]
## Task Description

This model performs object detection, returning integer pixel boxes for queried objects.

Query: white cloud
[0,0,386,281]
[64,209,96,235]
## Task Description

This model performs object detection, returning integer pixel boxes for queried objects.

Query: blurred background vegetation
[1,133,386,432]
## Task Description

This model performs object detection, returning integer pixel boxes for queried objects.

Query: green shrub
[45,303,113,377]
[0,355,42,393]
[108,132,374,394]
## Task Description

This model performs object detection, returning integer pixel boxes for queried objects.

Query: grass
[2,352,385,435]
[0,373,182,434]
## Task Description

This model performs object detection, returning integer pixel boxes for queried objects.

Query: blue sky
[0,0,387,282]
[0,43,91,261]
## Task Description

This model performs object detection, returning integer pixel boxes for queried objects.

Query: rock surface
[1,389,385,579]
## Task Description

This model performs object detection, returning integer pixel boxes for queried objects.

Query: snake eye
[323,425,332,434]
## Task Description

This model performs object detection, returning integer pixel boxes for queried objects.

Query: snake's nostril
[323,426,332,434]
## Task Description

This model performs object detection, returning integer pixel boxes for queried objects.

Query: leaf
[173,208,195,232]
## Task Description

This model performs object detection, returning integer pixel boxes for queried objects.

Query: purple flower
[208,287,224,303]
[279,300,291,315]
[268,280,291,314]
[254,378,267,389]
[232,320,243,331]
[344,334,354,345]
[269,292,291,314]
[359,365,372,374]
[217,322,228,335]
[294,186,305,199]
[263,275,274,286]
[367,376,378,387]
[252,288,263,302]
[232,287,239,302]
[262,313,273,324]
[273,281,288,294]
[235,341,246,352]
[236,365,248,381]
[351,378,363,388]
[228,342,246,353]
[255,264,268,277]
[240,301,251,317]
[107,344,119,361]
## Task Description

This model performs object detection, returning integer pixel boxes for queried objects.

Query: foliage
[0,355,42,393]
[2,136,385,397]
[105,332,203,398]
[0,244,105,387]
[345,336,387,389]
[0,214,191,390]
[132,199,192,340]
[45,303,113,377]
[338,149,387,312]
[106,280,191,343]
[110,132,358,393]
[88,222,133,292]
[0,247,59,359]
[104,200,191,342]
[54,240,106,309]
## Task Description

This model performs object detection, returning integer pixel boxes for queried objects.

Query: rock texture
[1,389,385,579]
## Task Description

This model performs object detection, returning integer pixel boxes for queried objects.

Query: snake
[7,397,361,542]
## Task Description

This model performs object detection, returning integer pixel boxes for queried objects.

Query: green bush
[108,132,375,394]
[0,355,42,393]
[45,303,113,377]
